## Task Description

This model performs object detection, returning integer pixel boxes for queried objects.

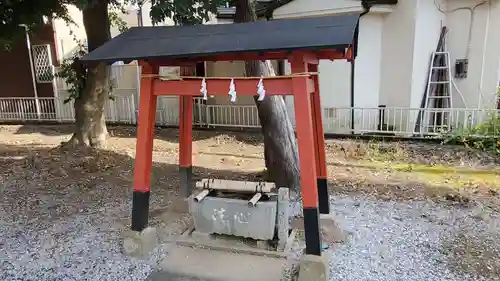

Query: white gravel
[329,195,500,281]
[1,195,499,281]
[0,213,170,281]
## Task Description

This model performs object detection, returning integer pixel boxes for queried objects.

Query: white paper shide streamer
[257,77,266,101]
[228,78,237,102]
[200,78,207,100]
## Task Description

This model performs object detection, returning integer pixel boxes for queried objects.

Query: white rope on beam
[200,78,207,100]
[228,78,237,102]
[257,77,265,101]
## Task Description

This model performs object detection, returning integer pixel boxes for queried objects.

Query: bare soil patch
[1,125,499,211]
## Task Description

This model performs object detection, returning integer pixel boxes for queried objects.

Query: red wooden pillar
[290,54,321,256]
[179,65,195,198]
[308,63,329,215]
[131,61,158,231]
[179,95,193,197]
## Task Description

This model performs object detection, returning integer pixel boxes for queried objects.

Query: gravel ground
[1,195,499,281]
[329,195,500,281]
[0,213,169,281]
[1,125,500,281]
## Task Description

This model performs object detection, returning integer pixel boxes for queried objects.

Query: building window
[32,44,54,83]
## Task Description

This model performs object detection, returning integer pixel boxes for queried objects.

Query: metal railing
[322,106,499,138]
[0,96,498,138]
[0,97,58,121]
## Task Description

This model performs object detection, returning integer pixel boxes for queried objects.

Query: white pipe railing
[0,95,499,139]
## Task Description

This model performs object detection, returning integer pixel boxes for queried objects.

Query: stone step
[148,246,287,281]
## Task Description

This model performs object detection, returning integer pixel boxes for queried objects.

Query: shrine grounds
[0,125,499,281]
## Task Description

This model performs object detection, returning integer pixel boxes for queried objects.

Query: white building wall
[390,0,445,132]
[378,0,417,110]
[52,5,87,61]
[274,0,392,132]
[273,0,368,18]
[282,58,352,130]
[282,58,353,131]
[53,5,140,60]
[445,0,500,110]
[355,14,383,109]
[409,0,445,110]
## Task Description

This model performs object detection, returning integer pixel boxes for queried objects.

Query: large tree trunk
[234,0,300,199]
[65,0,111,148]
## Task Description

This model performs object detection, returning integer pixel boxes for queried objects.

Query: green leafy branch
[443,111,500,154]
[109,5,129,33]
[56,45,88,103]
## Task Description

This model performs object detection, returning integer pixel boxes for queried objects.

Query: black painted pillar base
[131,191,150,232]
[317,178,330,214]
[303,207,322,256]
[180,166,193,198]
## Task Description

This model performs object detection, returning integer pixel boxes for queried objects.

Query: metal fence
[2,64,498,138]
[1,95,499,138]
[323,106,499,138]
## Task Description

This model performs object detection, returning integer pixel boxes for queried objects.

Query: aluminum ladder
[422,51,453,134]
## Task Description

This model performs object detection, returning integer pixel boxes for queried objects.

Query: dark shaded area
[11,124,500,168]
[440,231,500,280]
[12,124,264,145]
[0,143,267,226]
[0,140,498,229]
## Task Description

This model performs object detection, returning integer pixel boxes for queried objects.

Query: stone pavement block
[277,188,290,251]
[156,246,286,281]
[123,227,158,258]
[297,254,329,281]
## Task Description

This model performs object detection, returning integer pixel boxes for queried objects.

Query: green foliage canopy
[0,0,227,46]
[0,0,69,47]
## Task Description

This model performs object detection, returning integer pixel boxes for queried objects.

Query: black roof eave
[82,44,352,65]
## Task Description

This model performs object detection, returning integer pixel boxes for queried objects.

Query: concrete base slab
[297,253,330,281]
[155,246,287,281]
[123,227,158,258]
[174,227,289,259]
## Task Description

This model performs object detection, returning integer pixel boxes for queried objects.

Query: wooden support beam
[152,49,346,66]
[290,53,321,256]
[308,63,329,215]
[153,77,295,97]
[131,60,158,232]
[179,96,194,197]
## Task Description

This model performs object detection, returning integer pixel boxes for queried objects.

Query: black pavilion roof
[82,13,360,64]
